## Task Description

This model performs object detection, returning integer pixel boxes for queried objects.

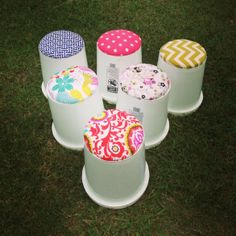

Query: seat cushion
[39,30,84,59]
[120,64,170,100]
[47,66,98,104]
[160,39,207,68]
[84,109,144,161]
[97,29,141,56]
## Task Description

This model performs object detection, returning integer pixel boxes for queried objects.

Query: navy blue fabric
[39,30,84,59]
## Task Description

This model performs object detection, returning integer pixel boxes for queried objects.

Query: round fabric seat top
[120,64,170,100]
[39,30,84,59]
[84,109,144,162]
[160,39,207,68]
[47,66,98,104]
[97,29,141,56]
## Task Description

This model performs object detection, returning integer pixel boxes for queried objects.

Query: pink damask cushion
[84,109,144,161]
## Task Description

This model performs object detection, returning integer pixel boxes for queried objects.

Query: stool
[116,64,171,148]
[157,39,207,115]
[82,109,149,209]
[39,30,88,98]
[97,29,142,104]
[46,65,104,150]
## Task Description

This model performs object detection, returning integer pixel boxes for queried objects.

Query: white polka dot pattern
[97,29,141,56]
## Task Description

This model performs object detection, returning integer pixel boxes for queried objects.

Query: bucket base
[102,93,117,104]
[168,91,203,116]
[82,162,150,209]
[145,119,169,149]
[41,81,48,98]
[51,123,83,151]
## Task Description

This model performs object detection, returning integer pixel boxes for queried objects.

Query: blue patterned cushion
[39,30,84,59]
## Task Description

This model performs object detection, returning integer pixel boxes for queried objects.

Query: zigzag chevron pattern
[160,39,206,68]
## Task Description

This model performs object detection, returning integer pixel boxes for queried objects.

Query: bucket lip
[38,30,85,59]
[81,162,150,209]
[168,91,204,115]
[52,123,84,150]
[83,109,145,163]
[46,65,99,105]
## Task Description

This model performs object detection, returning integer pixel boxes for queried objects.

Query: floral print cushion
[84,109,144,162]
[47,66,98,104]
[120,64,170,100]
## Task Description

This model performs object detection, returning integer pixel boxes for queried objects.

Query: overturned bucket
[157,39,207,115]
[82,109,149,209]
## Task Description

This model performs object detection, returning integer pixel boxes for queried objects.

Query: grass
[1,0,236,235]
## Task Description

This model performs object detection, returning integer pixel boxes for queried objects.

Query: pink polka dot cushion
[97,29,142,56]
[84,109,144,162]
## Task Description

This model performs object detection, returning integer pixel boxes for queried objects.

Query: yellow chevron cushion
[160,39,207,68]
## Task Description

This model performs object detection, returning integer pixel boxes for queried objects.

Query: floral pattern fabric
[47,66,98,104]
[84,109,144,162]
[120,64,170,100]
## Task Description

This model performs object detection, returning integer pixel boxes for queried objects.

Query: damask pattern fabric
[84,109,144,162]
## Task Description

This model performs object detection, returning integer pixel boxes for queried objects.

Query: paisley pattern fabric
[120,64,170,100]
[39,30,84,59]
[47,66,98,104]
[84,109,144,162]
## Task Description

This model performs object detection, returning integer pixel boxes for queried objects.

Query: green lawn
[1,0,235,235]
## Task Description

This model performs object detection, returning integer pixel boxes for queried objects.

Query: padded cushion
[84,109,144,161]
[97,29,141,56]
[160,39,206,68]
[47,66,98,104]
[39,30,84,59]
[120,64,170,100]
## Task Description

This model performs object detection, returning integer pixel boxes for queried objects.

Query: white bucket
[96,29,142,104]
[39,30,88,98]
[82,138,149,209]
[157,40,206,115]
